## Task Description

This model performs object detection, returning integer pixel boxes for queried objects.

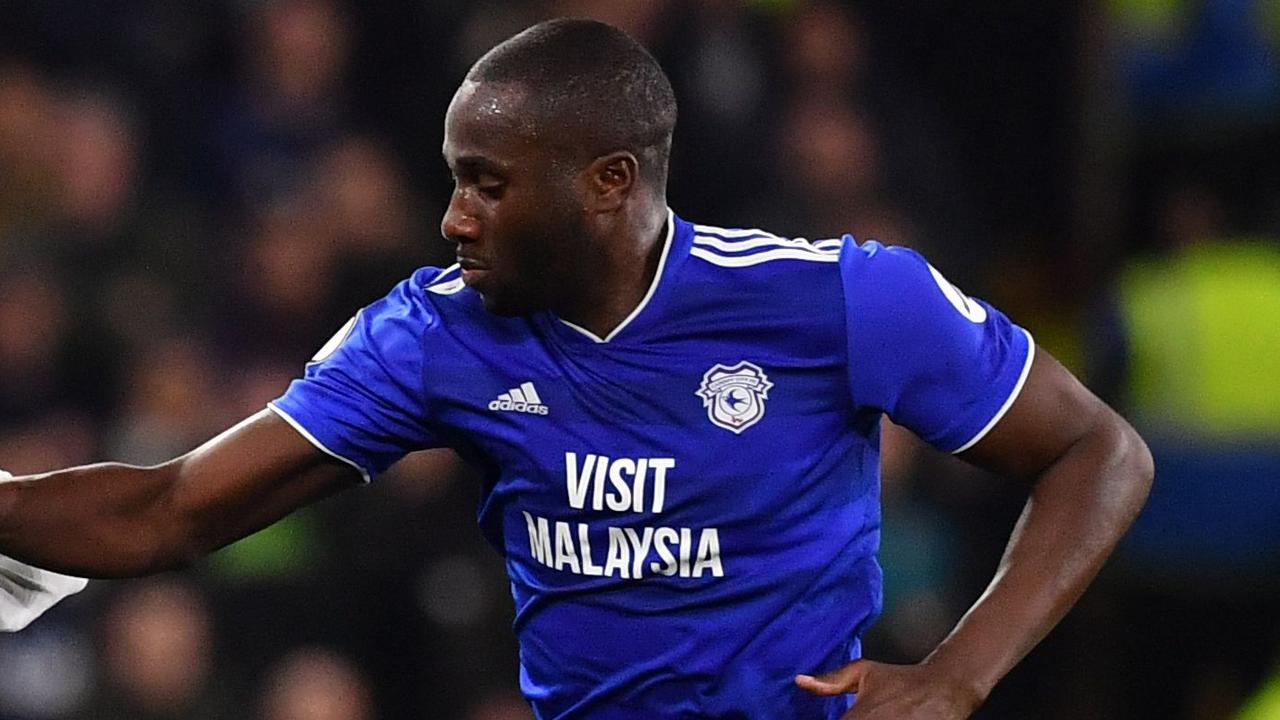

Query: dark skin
[795,350,1153,718]
[442,79,668,335]
[0,79,1153,719]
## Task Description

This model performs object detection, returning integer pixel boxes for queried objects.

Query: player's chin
[475,287,534,317]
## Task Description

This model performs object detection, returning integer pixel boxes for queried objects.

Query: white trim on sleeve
[266,402,372,483]
[950,328,1036,454]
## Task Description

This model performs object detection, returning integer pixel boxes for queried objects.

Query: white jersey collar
[557,208,677,344]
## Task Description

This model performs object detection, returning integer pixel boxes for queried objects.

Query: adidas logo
[489,381,550,415]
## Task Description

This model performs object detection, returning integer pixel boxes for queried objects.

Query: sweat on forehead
[448,81,540,136]
[450,79,615,154]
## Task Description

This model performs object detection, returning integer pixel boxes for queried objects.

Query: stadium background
[1,0,1279,718]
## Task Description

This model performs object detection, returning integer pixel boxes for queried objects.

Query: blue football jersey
[270,211,1034,719]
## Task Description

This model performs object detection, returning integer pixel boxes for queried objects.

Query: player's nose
[441,196,481,245]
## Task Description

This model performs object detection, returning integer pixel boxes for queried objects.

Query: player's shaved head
[465,18,677,187]
[441,19,677,320]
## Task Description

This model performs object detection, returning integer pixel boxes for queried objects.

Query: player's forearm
[0,462,194,578]
[0,413,361,580]
[923,414,1153,703]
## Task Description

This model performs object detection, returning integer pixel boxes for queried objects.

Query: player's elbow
[1103,415,1155,525]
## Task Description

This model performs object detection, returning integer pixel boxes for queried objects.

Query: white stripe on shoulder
[692,224,783,238]
[690,246,841,267]
[812,238,845,250]
[426,264,465,295]
[692,224,841,257]
[692,234,835,254]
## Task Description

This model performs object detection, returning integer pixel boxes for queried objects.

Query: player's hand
[795,659,984,719]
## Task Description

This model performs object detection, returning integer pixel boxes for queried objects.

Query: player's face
[441,81,592,317]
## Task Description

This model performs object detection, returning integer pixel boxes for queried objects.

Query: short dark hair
[468,18,677,186]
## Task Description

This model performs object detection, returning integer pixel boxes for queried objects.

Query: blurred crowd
[1,1,1278,718]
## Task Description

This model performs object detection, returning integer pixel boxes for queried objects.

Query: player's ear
[585,151,638,212]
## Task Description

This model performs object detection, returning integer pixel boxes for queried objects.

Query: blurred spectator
[213,0,356,209]
[780,0,868,103]
[660,0,776,223]
[315,136,413,255]
[1115,185,1280,438]
[772,96,884,234]
[27,88,146,291]
[0,270,74,421]
[79,579,229,720]
[1105,181,1280,572]
[258,647,373,720]
[1110,0,1280,129]
[0,598,92,720]
[52,92,139,236]
[218,197,344,361]
[0,411,97,478]
[108,337,232,465]
[766,2,970,269]
[0,63,60,246]
[312,135,440,309]
[1090,182,1280,718]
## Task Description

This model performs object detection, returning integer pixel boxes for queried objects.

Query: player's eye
[478,182,506,200]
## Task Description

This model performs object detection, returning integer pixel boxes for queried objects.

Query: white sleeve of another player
[0,470,89,632]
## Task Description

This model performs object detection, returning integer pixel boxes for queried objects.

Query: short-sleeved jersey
[271,211,1034,720]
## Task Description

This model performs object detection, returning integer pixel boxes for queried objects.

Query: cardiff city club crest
[696,361,774,434]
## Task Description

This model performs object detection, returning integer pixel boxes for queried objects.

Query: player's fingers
[794,660,868,696]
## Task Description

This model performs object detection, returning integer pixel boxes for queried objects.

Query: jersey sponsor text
[520,452,725,579]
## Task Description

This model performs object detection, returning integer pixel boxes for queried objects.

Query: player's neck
[555,206,667,339]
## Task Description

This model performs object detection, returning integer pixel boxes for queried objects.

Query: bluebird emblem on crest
[697,361,774,434]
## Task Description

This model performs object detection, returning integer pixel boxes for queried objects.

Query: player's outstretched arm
[797,348,1154,719]
[0,410,361,579]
